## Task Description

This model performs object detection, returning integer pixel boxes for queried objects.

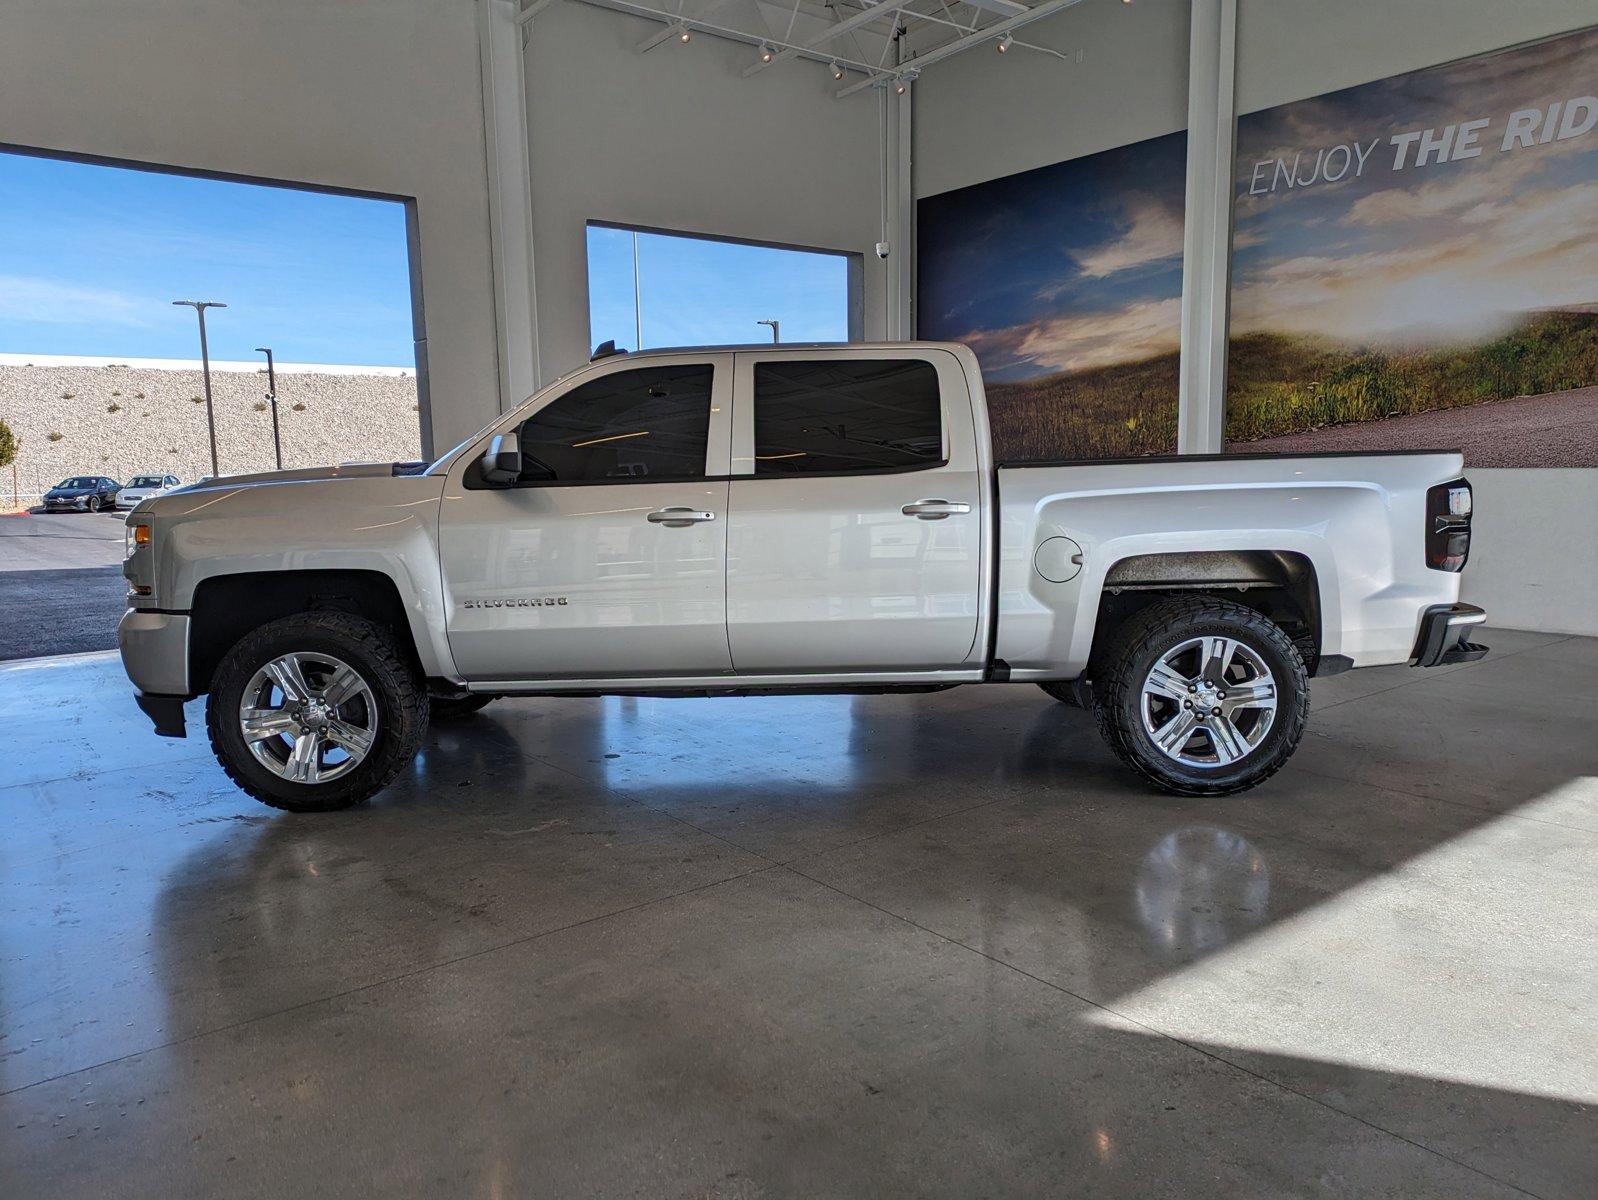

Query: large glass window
[514,363,713,484]
[752,359,943,476]
[587,223,854,353]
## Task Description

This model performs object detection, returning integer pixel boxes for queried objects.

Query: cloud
[1233,177,1598,343]
[0,275,157,329]
[1073,198,1185,279]
[968,297,1182,375]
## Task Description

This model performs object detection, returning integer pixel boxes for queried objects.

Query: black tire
[206,612,429,812]
[86,495,100,513]
[429,694,496,720]
[1091,596,1309,796]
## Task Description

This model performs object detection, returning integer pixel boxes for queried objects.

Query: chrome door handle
[901,499,972,520]
[647,507,716,527]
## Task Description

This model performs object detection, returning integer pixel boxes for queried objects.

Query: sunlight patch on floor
[1088,778,1598,1104]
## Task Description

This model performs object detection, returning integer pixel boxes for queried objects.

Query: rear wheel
[206,612,428,812]
[1091,597,1308,796]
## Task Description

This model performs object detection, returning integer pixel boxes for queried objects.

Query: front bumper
[1410,603,1489,668]
[44,497,89,510]
[118,607,192,718]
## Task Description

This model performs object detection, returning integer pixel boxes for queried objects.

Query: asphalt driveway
[0,511,128,660]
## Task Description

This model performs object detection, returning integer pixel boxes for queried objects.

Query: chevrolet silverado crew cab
[119,342,1487,812]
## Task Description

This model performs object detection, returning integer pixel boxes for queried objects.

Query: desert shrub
[107,402,122,413]
[47,431,64,442]
[291,402,307,412]
[252,401,268,412]
[189,396,205,404]
[61,392,75,400]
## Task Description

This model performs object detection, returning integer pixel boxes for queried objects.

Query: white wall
[521,0,890,379]
[914,0,1192,200]
[0,0,502,453]
[915,0,1598,634]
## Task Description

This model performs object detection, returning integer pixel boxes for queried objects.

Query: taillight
[1426,479,1472,571]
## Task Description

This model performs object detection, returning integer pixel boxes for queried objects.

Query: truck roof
[589,340,970,361]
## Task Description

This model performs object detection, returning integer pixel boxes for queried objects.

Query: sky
[916,130,1188,383]
[0,151,415,365]
[587,225,850,353]
[1231,25,1598,346]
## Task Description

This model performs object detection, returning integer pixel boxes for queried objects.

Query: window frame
[728,349,954,481]
[460,351,734,491]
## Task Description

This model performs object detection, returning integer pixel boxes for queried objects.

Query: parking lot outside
[0,511,127,660]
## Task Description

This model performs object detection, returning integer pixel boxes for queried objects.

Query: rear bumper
[1410,603,1489,668]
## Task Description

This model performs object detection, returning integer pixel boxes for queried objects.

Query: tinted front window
[58,478,94,489]
[514,364,713,484]
[753,359,942,475]
[130,477,162,487]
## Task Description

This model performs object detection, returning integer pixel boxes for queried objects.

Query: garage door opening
[0,145,428,661]
[586,222,860,353]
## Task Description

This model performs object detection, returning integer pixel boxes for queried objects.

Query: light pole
[757,319,780,344]
[254,346,282,470]
[173,300,226,477]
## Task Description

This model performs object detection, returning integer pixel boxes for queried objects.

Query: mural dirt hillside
[0,360,421,502]
[1225,310,1598,467]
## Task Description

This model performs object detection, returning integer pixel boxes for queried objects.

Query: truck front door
[724,348,985,673]
[438,354,734,682]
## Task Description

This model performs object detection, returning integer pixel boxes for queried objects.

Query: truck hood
[171,461,428,491]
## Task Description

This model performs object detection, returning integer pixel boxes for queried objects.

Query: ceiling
[530,0,1089,97]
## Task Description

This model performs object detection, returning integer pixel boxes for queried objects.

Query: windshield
[129,476,162,487]
[56,478,97,489]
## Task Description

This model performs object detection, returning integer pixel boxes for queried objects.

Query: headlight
[126,521,151,559]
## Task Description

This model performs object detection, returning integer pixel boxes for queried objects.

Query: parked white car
[118,473,181,510]
[119,341,1486,812]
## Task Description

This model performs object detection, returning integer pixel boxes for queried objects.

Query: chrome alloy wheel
[1140,636,1278,769]
[238,651,378,784]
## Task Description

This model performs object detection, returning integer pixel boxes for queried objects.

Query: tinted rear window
[752,359,942,476]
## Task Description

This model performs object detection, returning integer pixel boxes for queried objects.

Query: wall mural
[917,131,1187,462]
[1228,26,1598,466]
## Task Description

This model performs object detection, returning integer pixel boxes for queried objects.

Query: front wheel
[206,612,429,812]
[1091,597,1308,796]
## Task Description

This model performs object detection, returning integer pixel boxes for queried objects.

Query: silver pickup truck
[119,342,1486,811]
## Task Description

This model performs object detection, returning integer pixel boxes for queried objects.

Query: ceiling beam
[578,0,879,73]
[961,0,1028,14]
[835,0,1082,96]
[743,0,902,77]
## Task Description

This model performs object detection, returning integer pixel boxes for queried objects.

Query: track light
[758,42,774,63]
[996,33,1013,53]
[675,23,690,42]
[894,69,918,95]
[830,60,844,80]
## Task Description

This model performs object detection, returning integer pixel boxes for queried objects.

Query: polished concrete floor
[2,630,1594,1198]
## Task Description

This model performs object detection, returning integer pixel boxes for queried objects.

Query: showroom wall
[915,0,1598,635]
[0,0,502,454]
[521,0,891,380]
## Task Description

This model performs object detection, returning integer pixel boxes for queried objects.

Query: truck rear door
[724,347,986,673]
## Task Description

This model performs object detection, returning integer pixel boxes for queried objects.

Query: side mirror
[480,431,521,484]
